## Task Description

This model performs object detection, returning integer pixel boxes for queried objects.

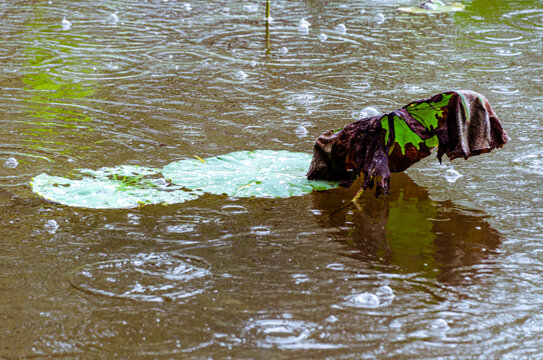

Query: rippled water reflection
[1,0,542,358]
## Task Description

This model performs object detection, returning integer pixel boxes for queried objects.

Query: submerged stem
[328,183,367,217]
[328,170,376,217]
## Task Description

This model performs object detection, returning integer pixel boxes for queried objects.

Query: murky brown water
[1,0,542,357]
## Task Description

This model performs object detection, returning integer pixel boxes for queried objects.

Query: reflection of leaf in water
[31,151,339,209]
[20,6,98,160]
[314,173,501,285]
[380,192,437,273]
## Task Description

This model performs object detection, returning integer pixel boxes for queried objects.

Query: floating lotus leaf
[31,151,339,209]
[162,150,338,198]
[399,1,464,14]
[31,165,200,209]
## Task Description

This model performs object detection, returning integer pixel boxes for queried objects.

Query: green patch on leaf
[405,92,453,129]
[381,93,453,155]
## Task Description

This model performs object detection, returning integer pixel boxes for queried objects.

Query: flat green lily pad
[399,1,464,14]
[31,165,201,209]
[162,150,338,198]
[31,151,338,209]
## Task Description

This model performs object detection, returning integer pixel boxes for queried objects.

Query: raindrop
[249,60,257,67]
[234,70,248,81]
[298,18,310,33]
[294,125,308,138]
[430,318,449,330]
[359,106,380,118]
[318,33,327,42]
[335,23,347,35]
[4,157,18,169]
[444,168,462,183]
[61,17,72,30]
[325,315,338,323]
[374,13,385,25]
[183,3,192,11]
[280,47,289,55]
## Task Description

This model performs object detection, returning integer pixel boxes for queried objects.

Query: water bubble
[298,18,310,33]
[374,13,385,24]
[325,315,338,323]
[294,125,308,138]
[376,285,394,299]
[183,3,192,11]
[249,60,257,67]
[4,157,18,169]
[359,106,380,118]
[234,70,248,81]
[326,263,345,271]
[45,219,59,233]
[318,33,327,42]
[280,47,289,55]
[444,168,462,183]
[430,318,449,330]
[108,13,119,24]
[61,17,72,30]
[345,292,380,308]
[251,226,271,236]
[335,23,347,35]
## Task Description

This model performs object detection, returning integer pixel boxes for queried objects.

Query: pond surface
[1,0,542,357]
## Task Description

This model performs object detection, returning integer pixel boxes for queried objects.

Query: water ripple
[69,253,211,302]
